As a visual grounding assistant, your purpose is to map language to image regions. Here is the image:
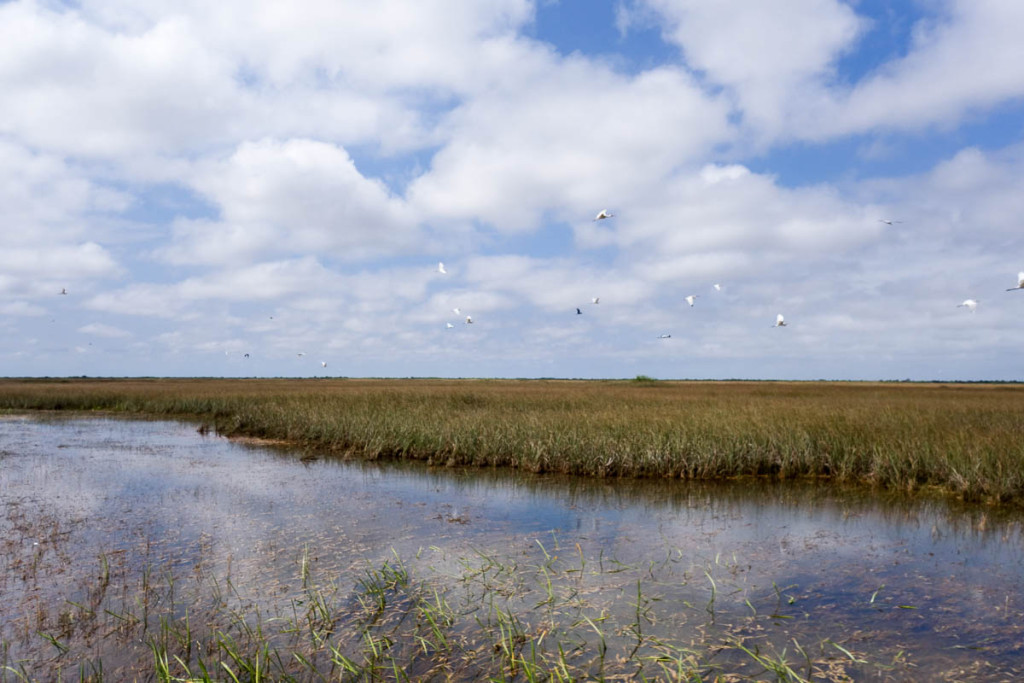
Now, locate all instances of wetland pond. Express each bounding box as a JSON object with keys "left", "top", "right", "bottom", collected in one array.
[{"left": 2, "top": 415, "right": 1023, "bottom": 681}]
